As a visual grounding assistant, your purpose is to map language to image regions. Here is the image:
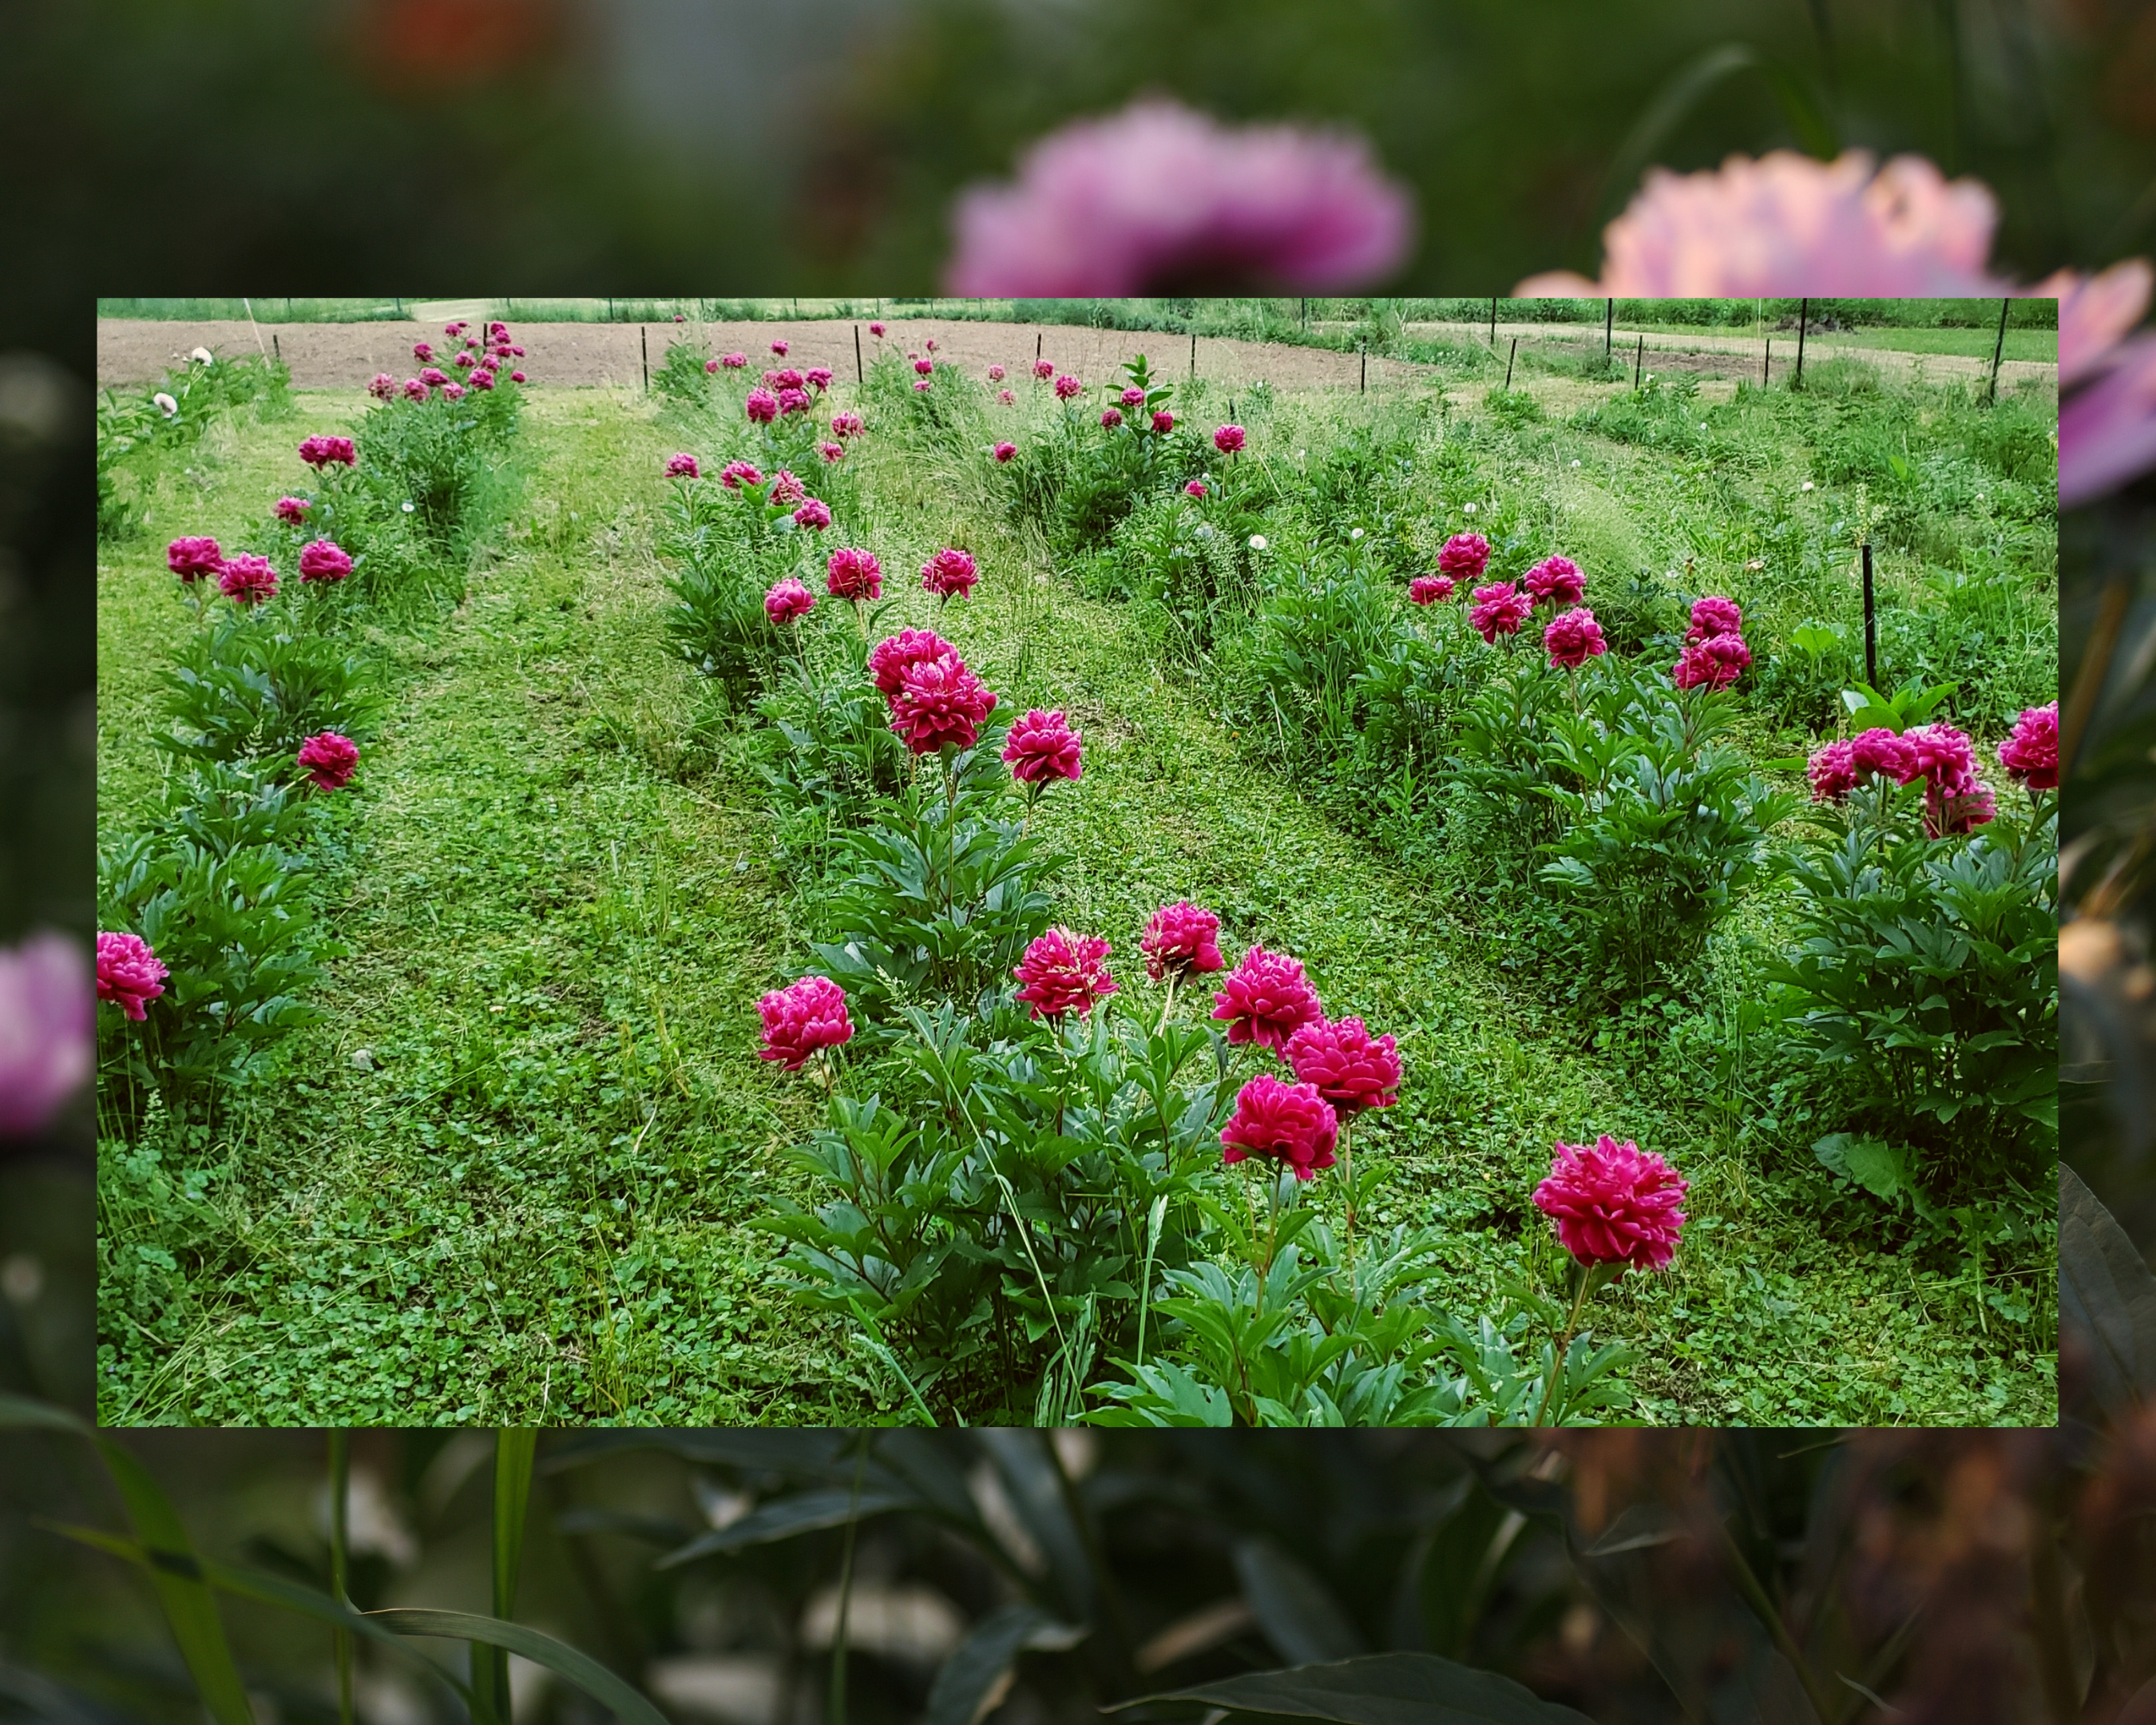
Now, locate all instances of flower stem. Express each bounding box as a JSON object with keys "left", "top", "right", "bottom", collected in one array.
[
  {"left": 1529, "top": 1264, "right": 1598, "bottom": 1428},
  {"left": 1155, "top": 970, "right": 1181, "bottom": 1039}
]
